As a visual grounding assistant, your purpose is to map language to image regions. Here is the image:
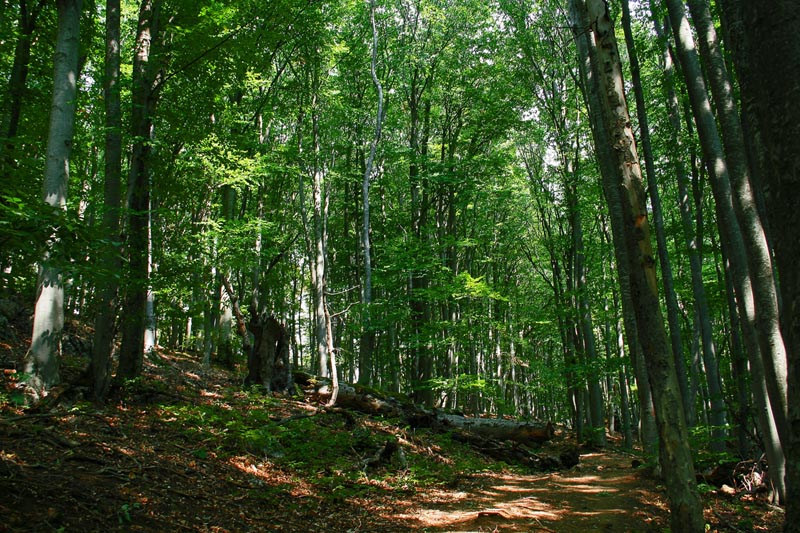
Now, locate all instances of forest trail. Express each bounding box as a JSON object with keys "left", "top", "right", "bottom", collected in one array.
[{"left": 403, "top": 451, "right": 668, "bottom": 532}]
